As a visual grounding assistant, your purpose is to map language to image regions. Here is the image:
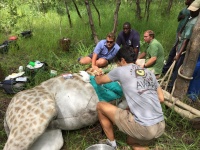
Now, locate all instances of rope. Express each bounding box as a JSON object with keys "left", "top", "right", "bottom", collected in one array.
[
  {"left": 171, "top": 79, "right": 176, "bottom": 97},
  {"left": 170, "top": 89, "right": 178, "bottom": 107},
  {"left": 160, "top": 61, "right": 193, "bottom": 92},
  {"left": 178, "top": 65, "right": 193, "bottom": 80},
  {"left": 160, "top": 61, "right": 176, "bottom": 90},
  {"left": 170, "top": 64, "right": 193, "bottom": 97}
]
